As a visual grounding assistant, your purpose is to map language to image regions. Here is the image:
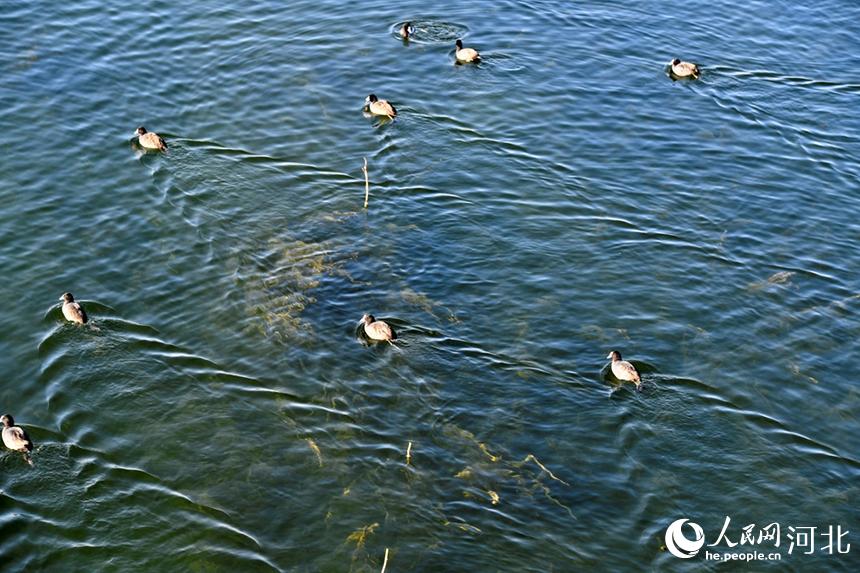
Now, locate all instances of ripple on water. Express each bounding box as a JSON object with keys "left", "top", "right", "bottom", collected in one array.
[
  {"left": 390, "top": 20, "right": 469, "bottom": 44},
  {"left": 457, "top": 51, "right": 524, "bottom": 73}
]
